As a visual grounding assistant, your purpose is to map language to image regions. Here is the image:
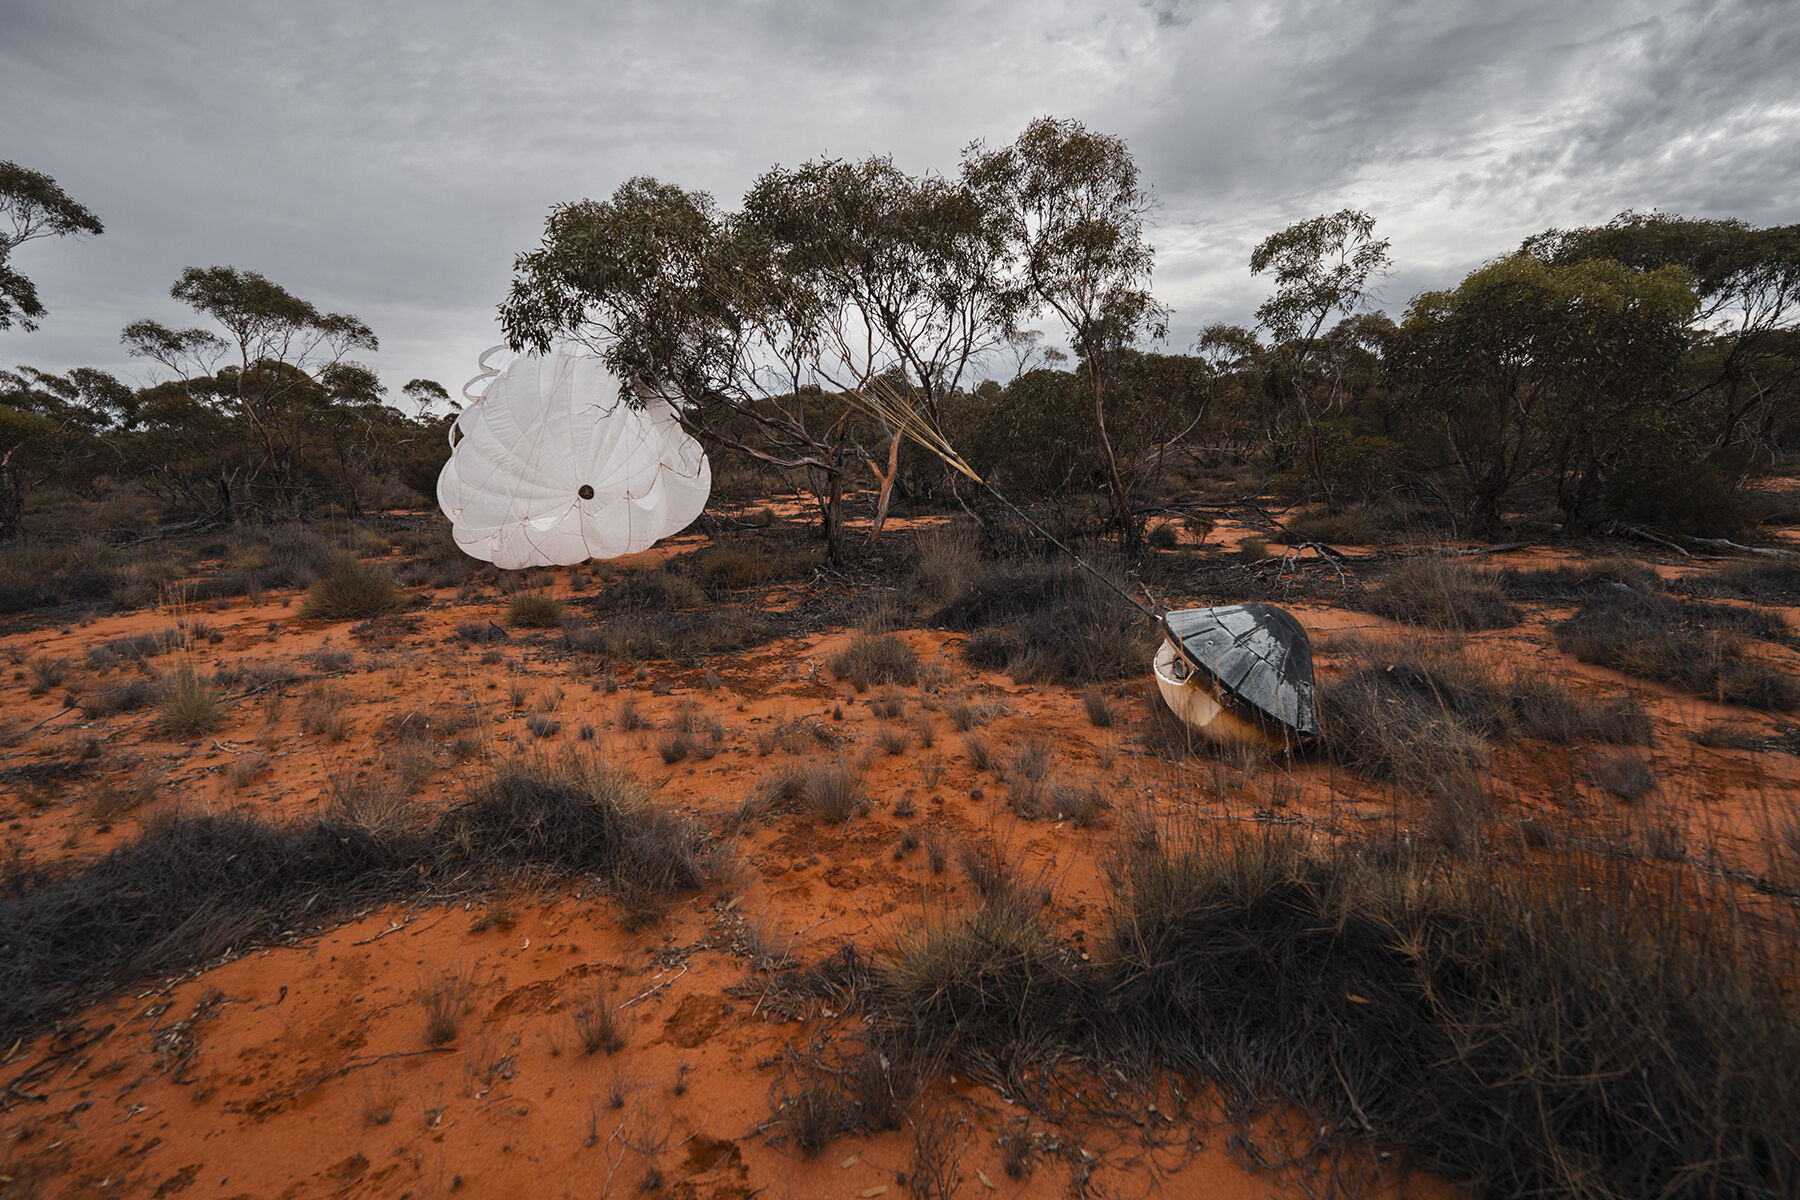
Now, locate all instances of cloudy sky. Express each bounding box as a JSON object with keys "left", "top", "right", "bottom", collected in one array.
[{"left": 3, "top": 0, "right": 1795, "bottom": 407}]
